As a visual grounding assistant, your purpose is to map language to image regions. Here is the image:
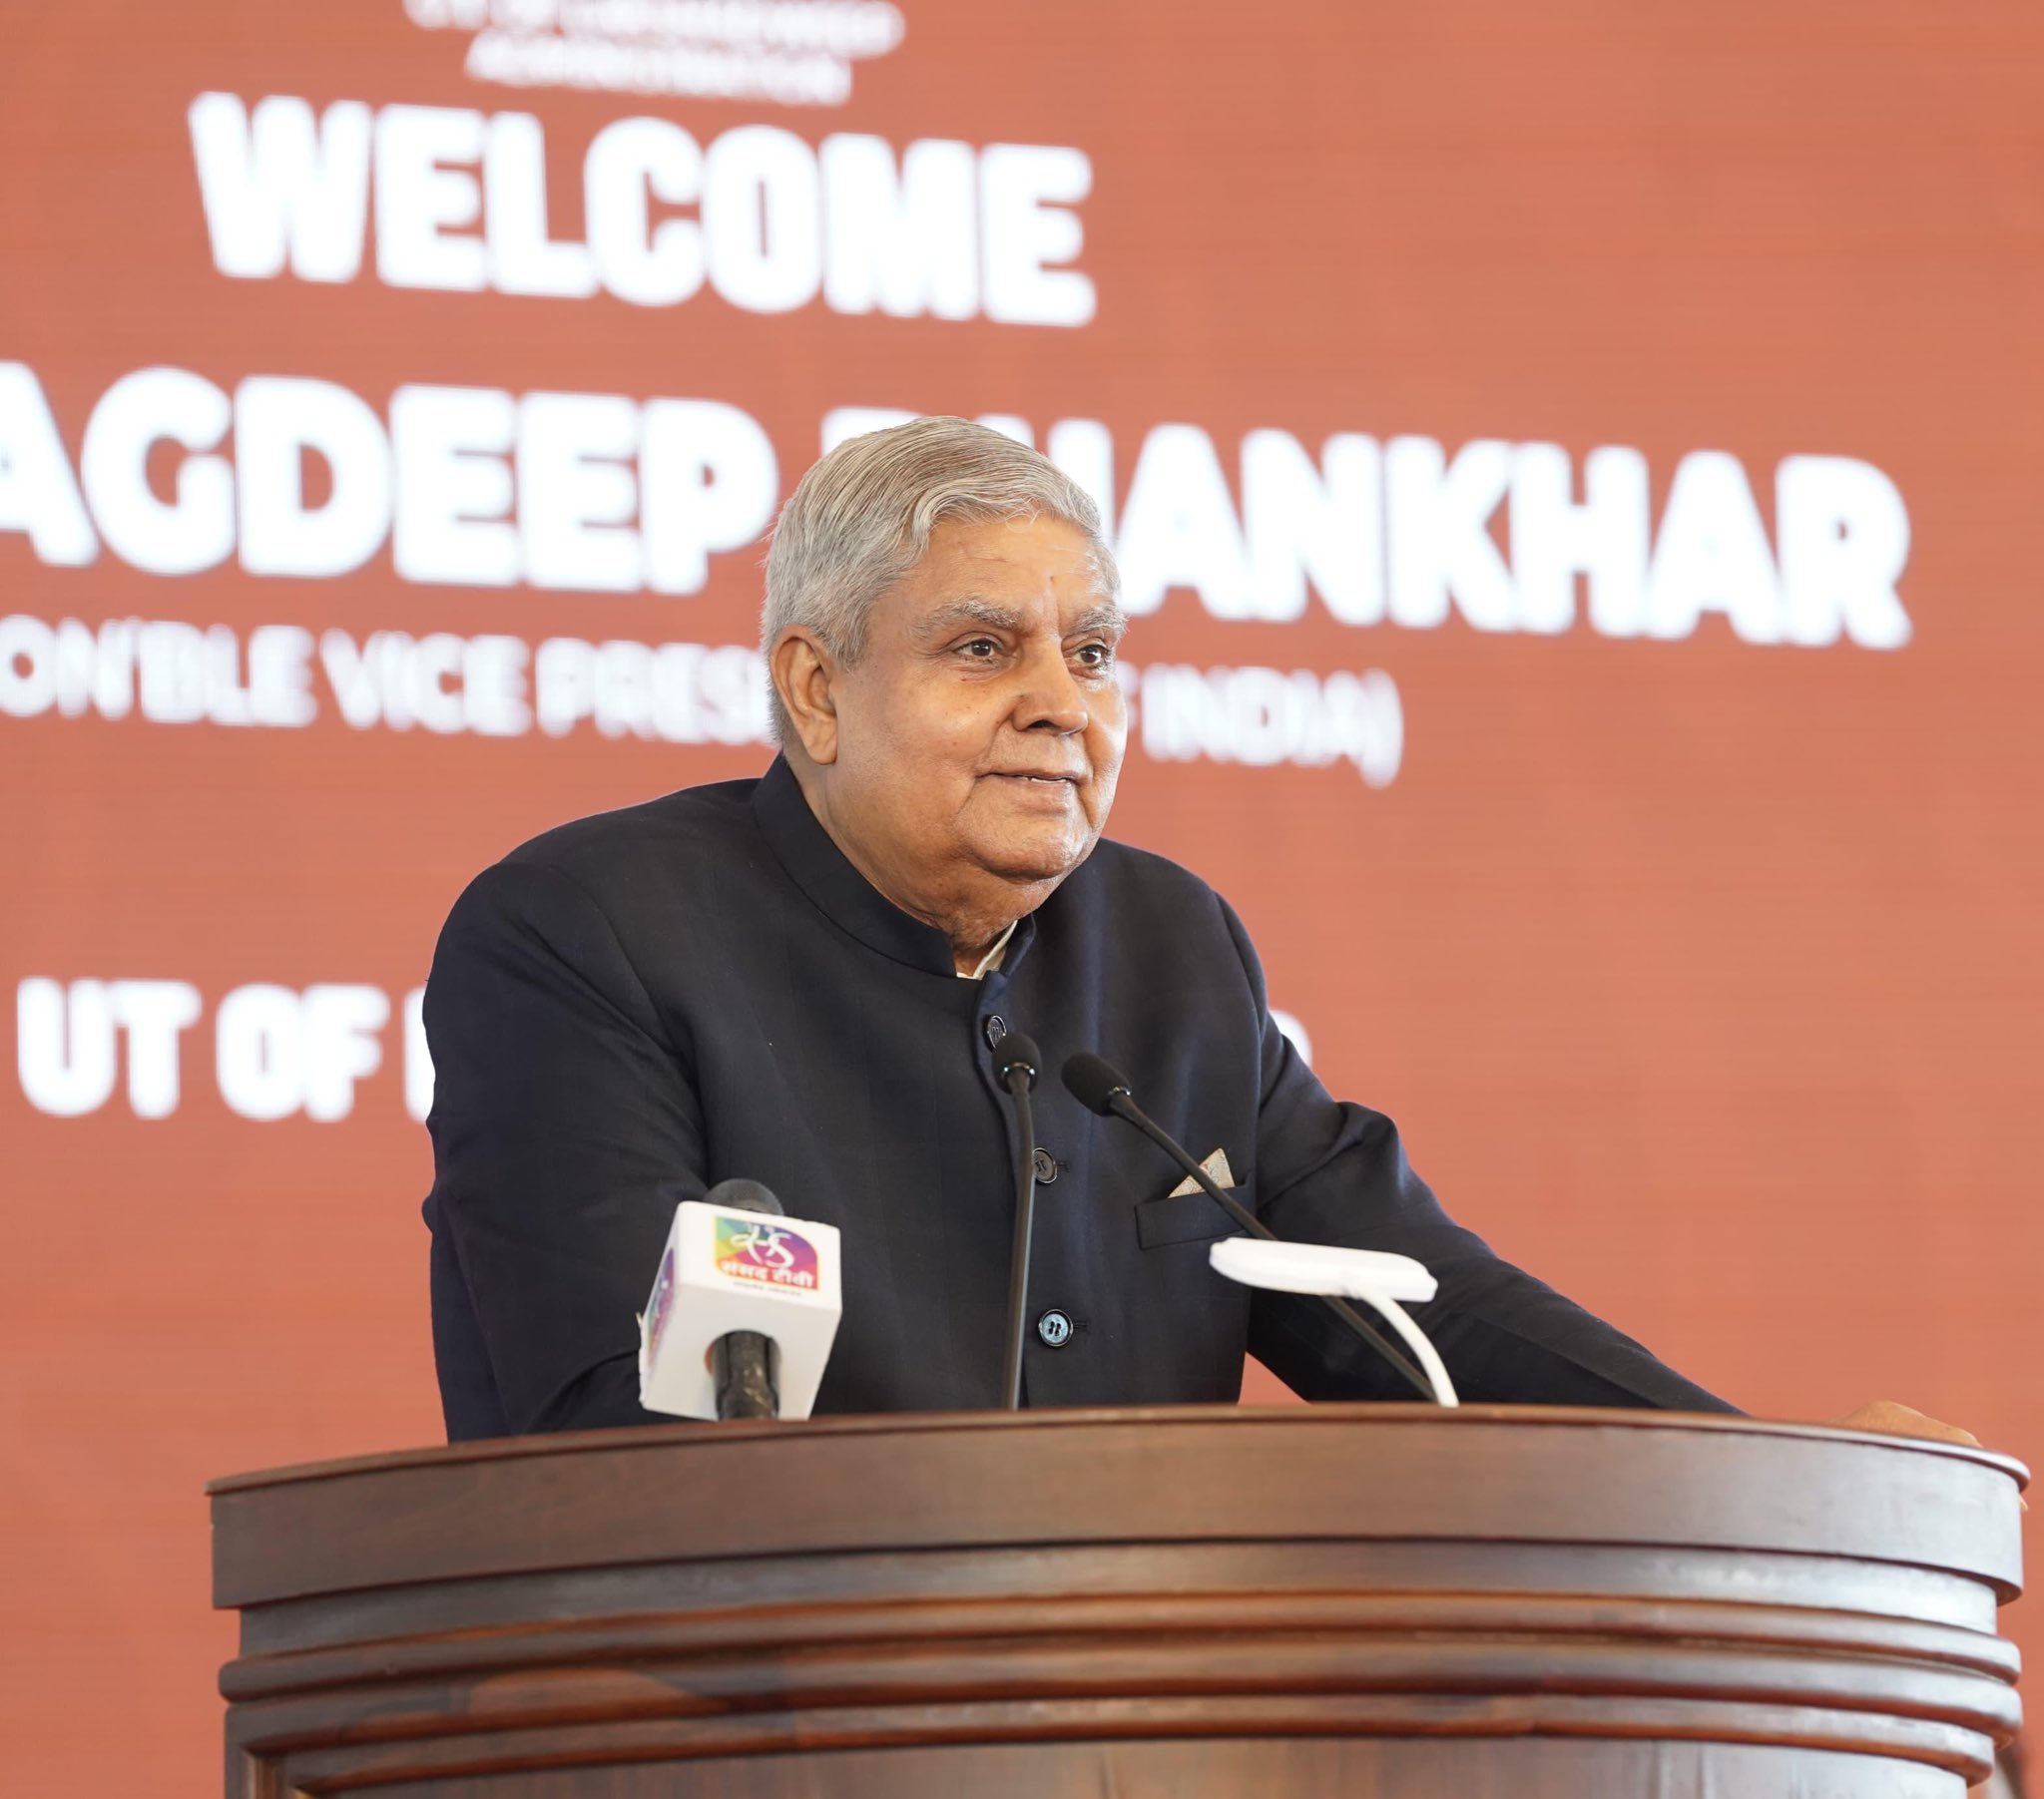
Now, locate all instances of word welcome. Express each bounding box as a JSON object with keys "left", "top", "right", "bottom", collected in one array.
[{"left": 190, "top": 93, "right": 1094, "bottom": 324}]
